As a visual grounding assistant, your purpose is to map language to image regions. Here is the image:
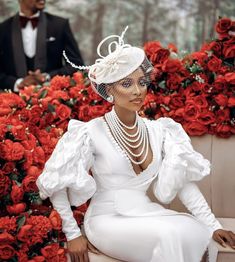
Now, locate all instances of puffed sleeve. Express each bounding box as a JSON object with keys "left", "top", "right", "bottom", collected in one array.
[
  {"left": 153, "top": 117, "right": 211, "bottom": 204},
  {"left": 36, "top": 119, "right": 97, "bottom": 207}
]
